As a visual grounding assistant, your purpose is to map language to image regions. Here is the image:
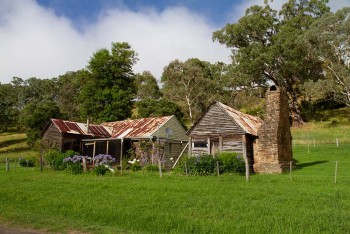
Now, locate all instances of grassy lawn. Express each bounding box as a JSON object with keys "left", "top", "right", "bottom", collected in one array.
[{"left": 1, "top": 122, "right": 350, "bottom": 233}]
